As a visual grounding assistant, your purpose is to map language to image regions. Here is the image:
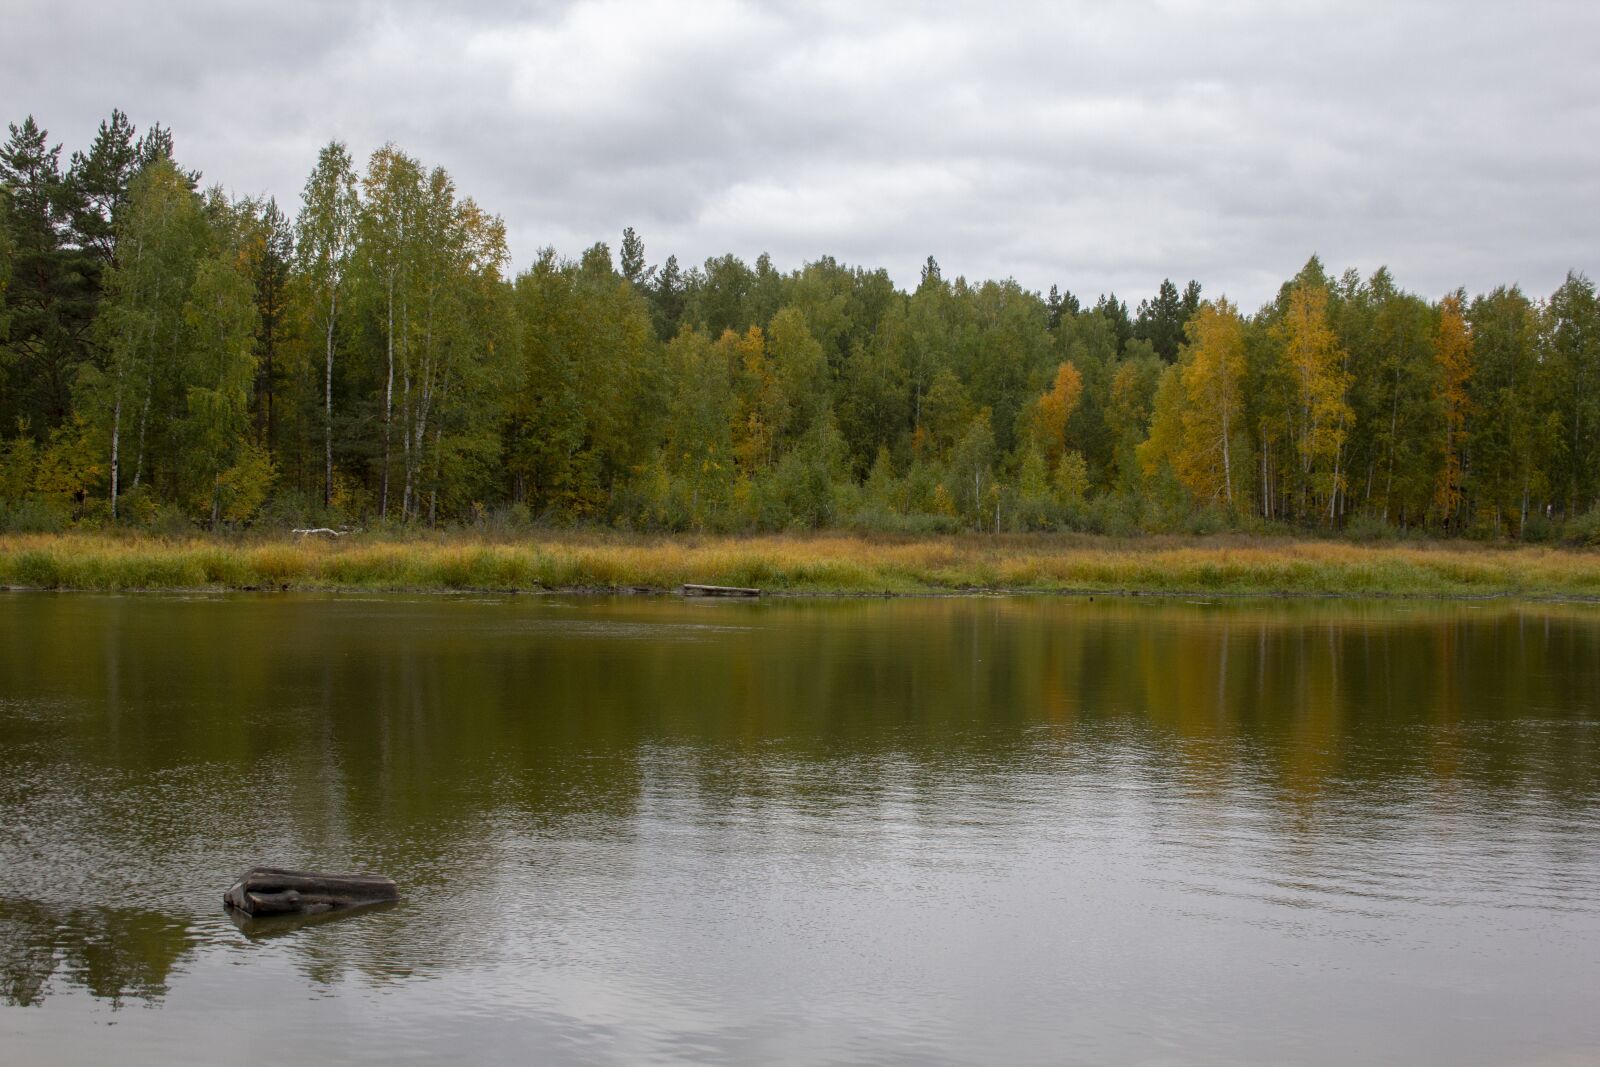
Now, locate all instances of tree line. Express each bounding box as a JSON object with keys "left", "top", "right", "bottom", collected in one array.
[{"left": 3, "top": 111, "right": 1598, "bottom": 539}]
